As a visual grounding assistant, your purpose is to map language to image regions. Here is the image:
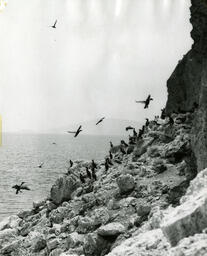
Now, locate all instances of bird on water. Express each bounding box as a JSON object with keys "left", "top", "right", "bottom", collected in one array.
[{"left": 51, "top": 20, "right": 57, "bottom": 29}]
